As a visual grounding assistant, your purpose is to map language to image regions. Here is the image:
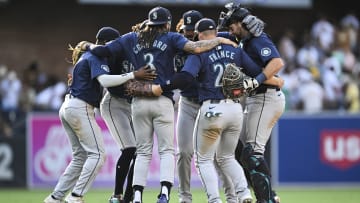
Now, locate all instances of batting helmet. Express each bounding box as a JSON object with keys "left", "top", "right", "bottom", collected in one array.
[
  {"left": 147, "top": 6, "right": 172, "bottom": 26},
  {"left": 180, "top": 10, "right": 203, "bottom": 31}
]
